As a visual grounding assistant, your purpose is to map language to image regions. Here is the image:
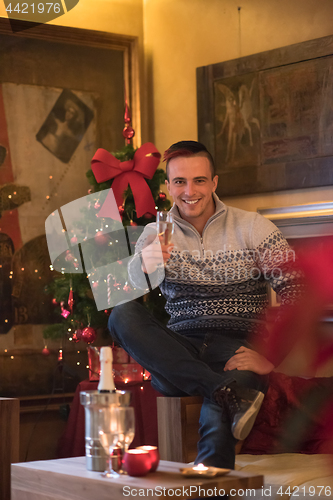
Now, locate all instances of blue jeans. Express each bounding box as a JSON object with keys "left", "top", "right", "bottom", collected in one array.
[{"left": 108, "top": 301, "right": 268, "bottom": 469}]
